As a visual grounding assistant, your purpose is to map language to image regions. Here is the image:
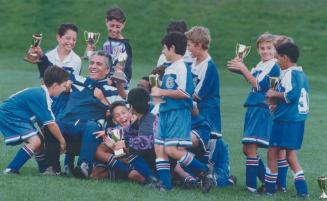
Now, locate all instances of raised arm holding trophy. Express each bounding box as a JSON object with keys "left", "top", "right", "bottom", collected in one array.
[
  {"left": 24, "top": 33, "right": 42, "bottom": 64},
  {"left": 227, "top": 43, "right": 251, "bottom": 74},
  {"left": 84, "top": 31, "right": 100, "bottom": 59}
]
